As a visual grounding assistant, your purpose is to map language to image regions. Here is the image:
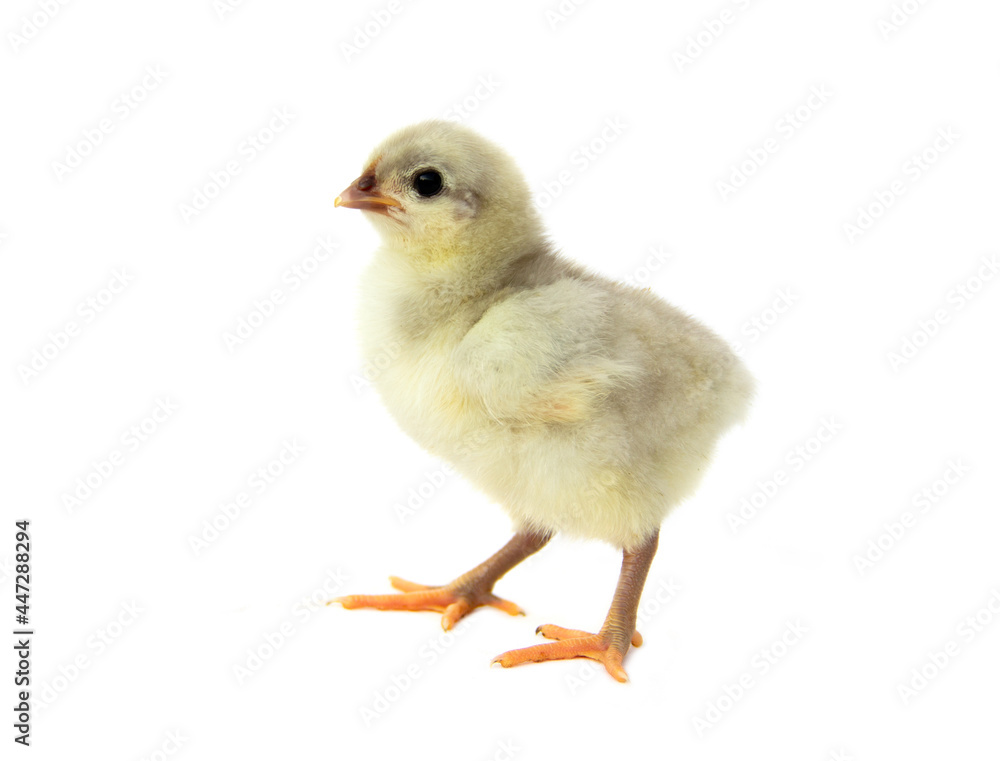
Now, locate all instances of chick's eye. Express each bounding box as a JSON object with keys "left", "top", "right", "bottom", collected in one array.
[{"left": 413, "top": 170, "right": 443, "bottom": 197}]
